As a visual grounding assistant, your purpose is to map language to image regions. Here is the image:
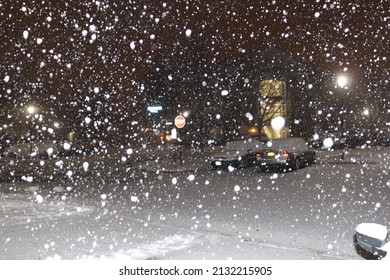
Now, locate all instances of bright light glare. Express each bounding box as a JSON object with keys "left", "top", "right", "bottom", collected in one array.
[
  {"left": 63, "top": 142, "right": 71, "bottom": 150},
  {"left": 27, "top": 105, "right": 36, "bottom": 114},
  {"left": 271, "top": 116, "right": 285, "bottom": 130},
  {"left": 337, "top": 76, "right": 348, "bottom": 88},
  {"left": 323, "top": 138, "right": 334, "bottom": 148}
]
